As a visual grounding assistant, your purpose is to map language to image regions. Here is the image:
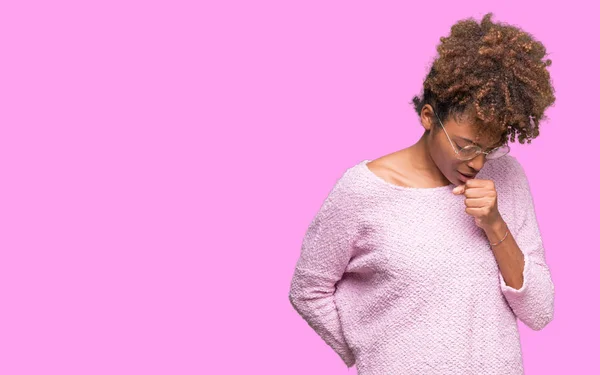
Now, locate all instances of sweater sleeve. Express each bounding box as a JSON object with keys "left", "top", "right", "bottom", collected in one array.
[
  {"left": 498, "top": 158, "right": 555, "bottom": 331},
  {"left": 288, "top": 171, "right": 358, "bottom": 368}
]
